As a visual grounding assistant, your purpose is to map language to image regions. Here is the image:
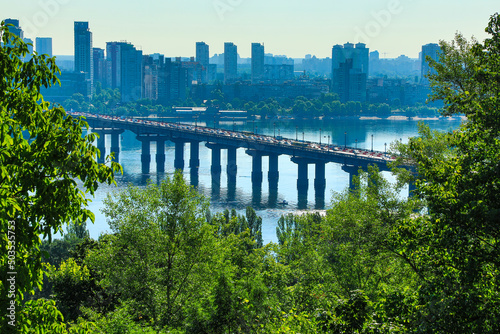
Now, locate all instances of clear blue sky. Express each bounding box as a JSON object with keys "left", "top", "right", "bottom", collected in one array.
[{"left": 3, "top": 0, "right": 497, "bottom": 58}]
